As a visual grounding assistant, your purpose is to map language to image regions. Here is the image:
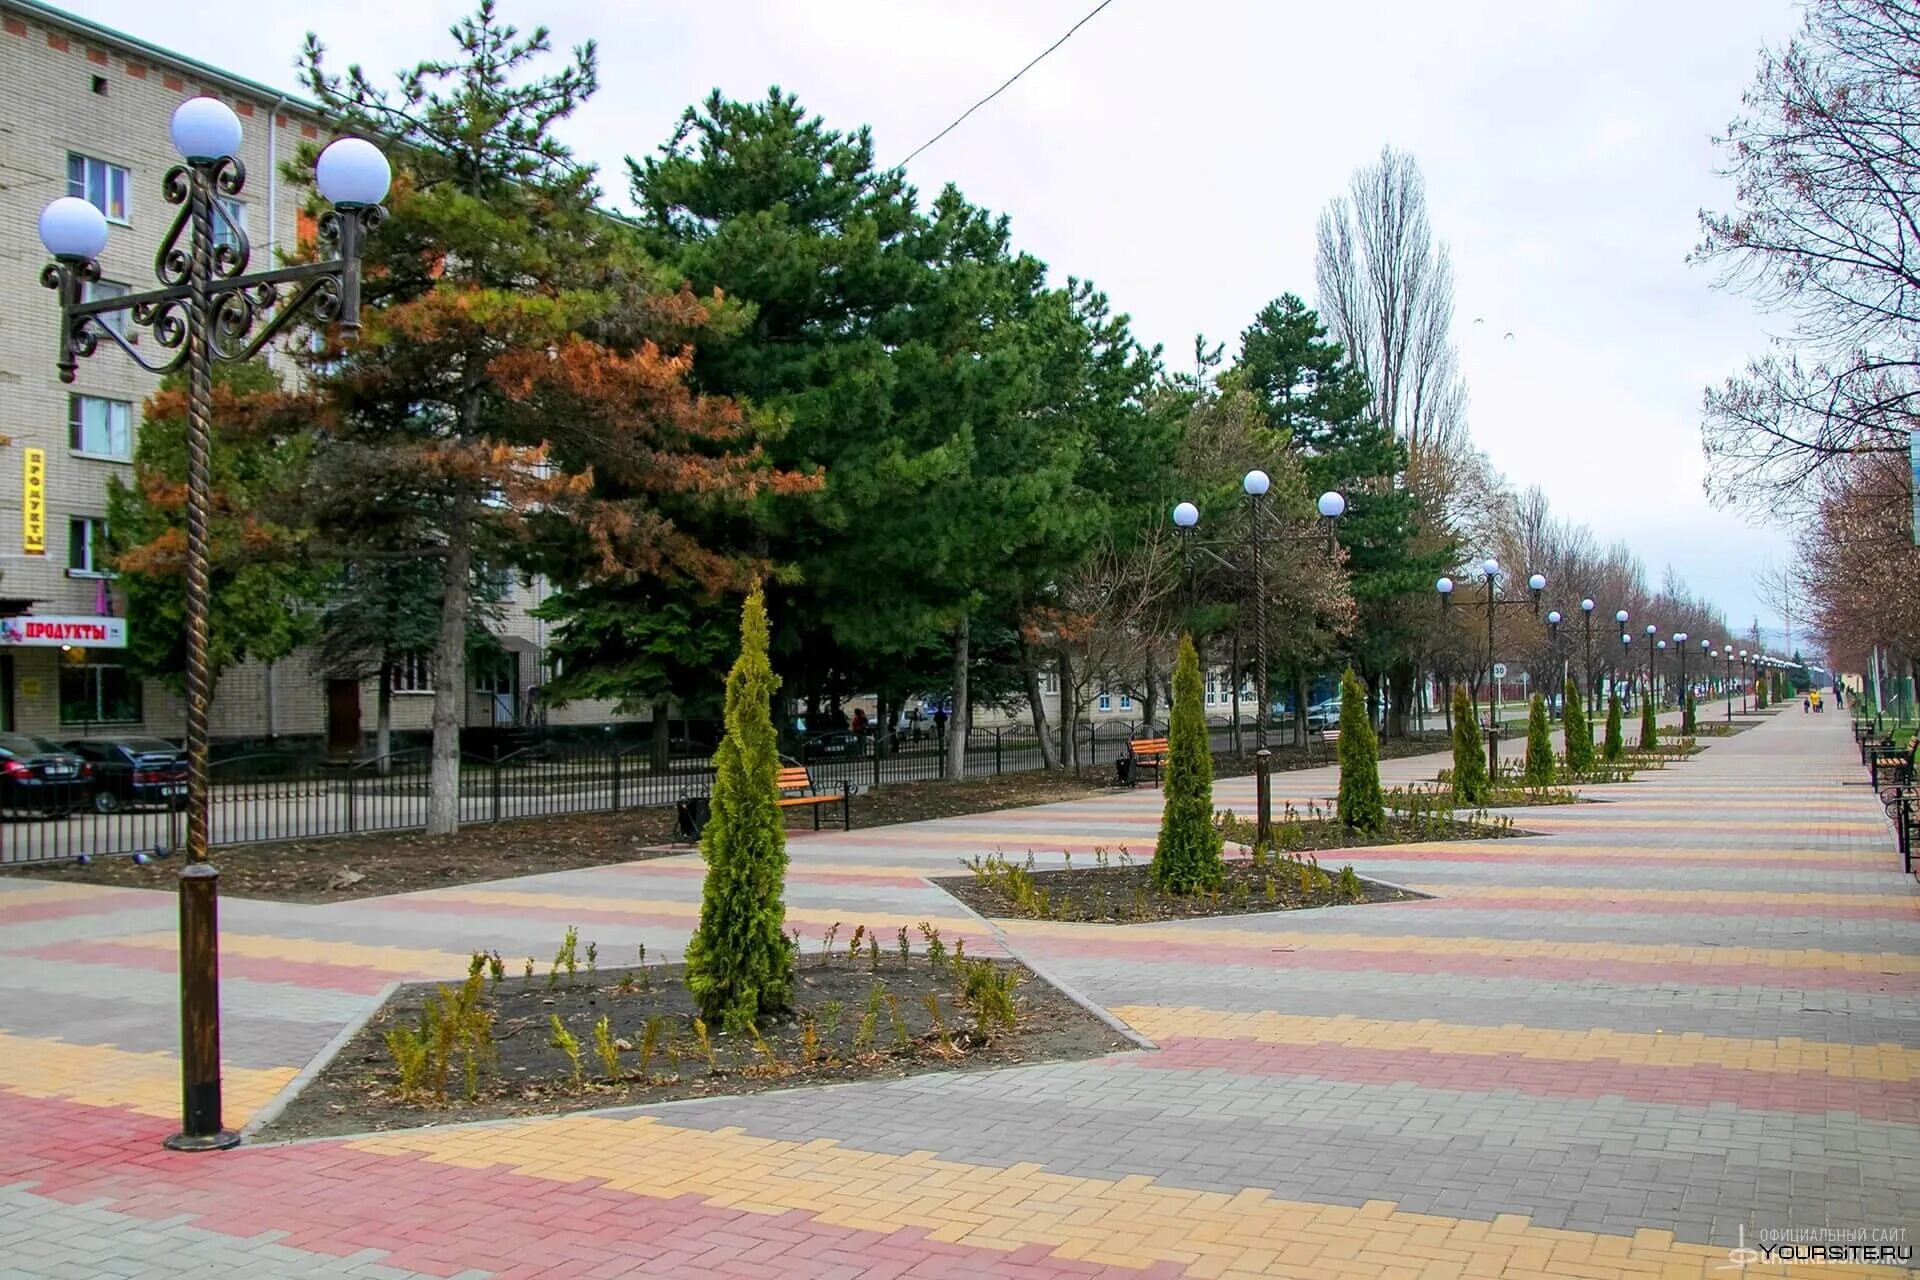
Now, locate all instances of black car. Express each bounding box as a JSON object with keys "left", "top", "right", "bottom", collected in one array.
[
  {"left": 0, "top": 733, "right": 93, "bottom": 817},
  {"left": 61, "top": 736, "right": 187, "bottom": 814}
]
